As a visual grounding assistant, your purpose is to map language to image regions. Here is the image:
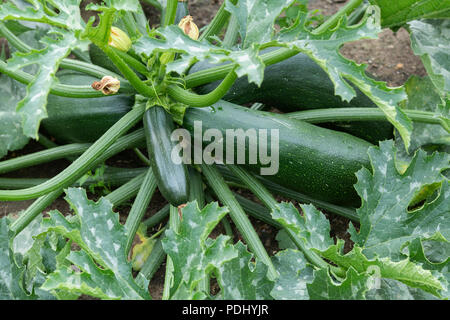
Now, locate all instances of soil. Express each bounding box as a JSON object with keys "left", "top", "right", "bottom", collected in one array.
[{"left": 0, "top": 0, "right": 427, "bottom": 300}]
